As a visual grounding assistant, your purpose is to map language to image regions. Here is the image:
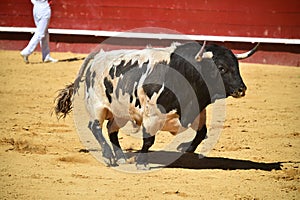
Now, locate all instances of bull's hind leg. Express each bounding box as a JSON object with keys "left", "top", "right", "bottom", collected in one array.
[
  {"left": 107, "top": 119, "right": 126, "bottom": 165},
  {"left": 88, "top": 120, "right": 116, "bottom": 166},
  {"left": 108, "top": 132, "right": 126, "bottom": 164},
  {"left": 136, "top": 127, "right": 155, "bottom": 170}
]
